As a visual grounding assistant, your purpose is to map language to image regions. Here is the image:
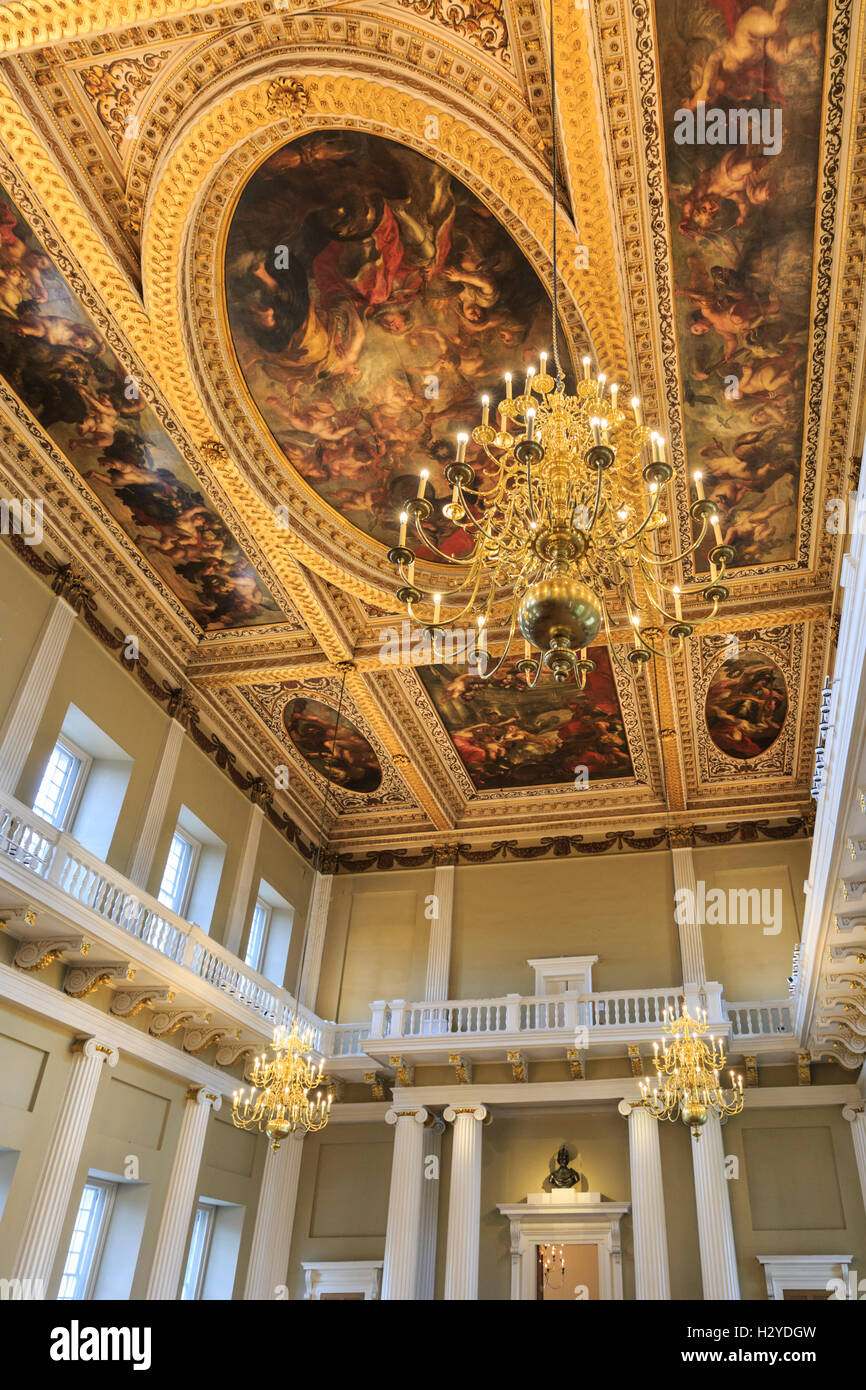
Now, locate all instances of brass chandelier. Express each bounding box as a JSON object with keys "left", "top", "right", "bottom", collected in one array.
[
  {"left": 388, "top": 6, "right": 732, "bottom": 687},
  {"left": 390, "top": 367, "right": 731, "bottom": 685},
  {"left": 639, "top": 1003, "right": 744, "bottom": 1140},
  {"left": 231, "top": 670, "right": 351, "bottom": 1151},
  {"left": 231, "top": 1015, "right": 332, "bottom": 1151}
]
